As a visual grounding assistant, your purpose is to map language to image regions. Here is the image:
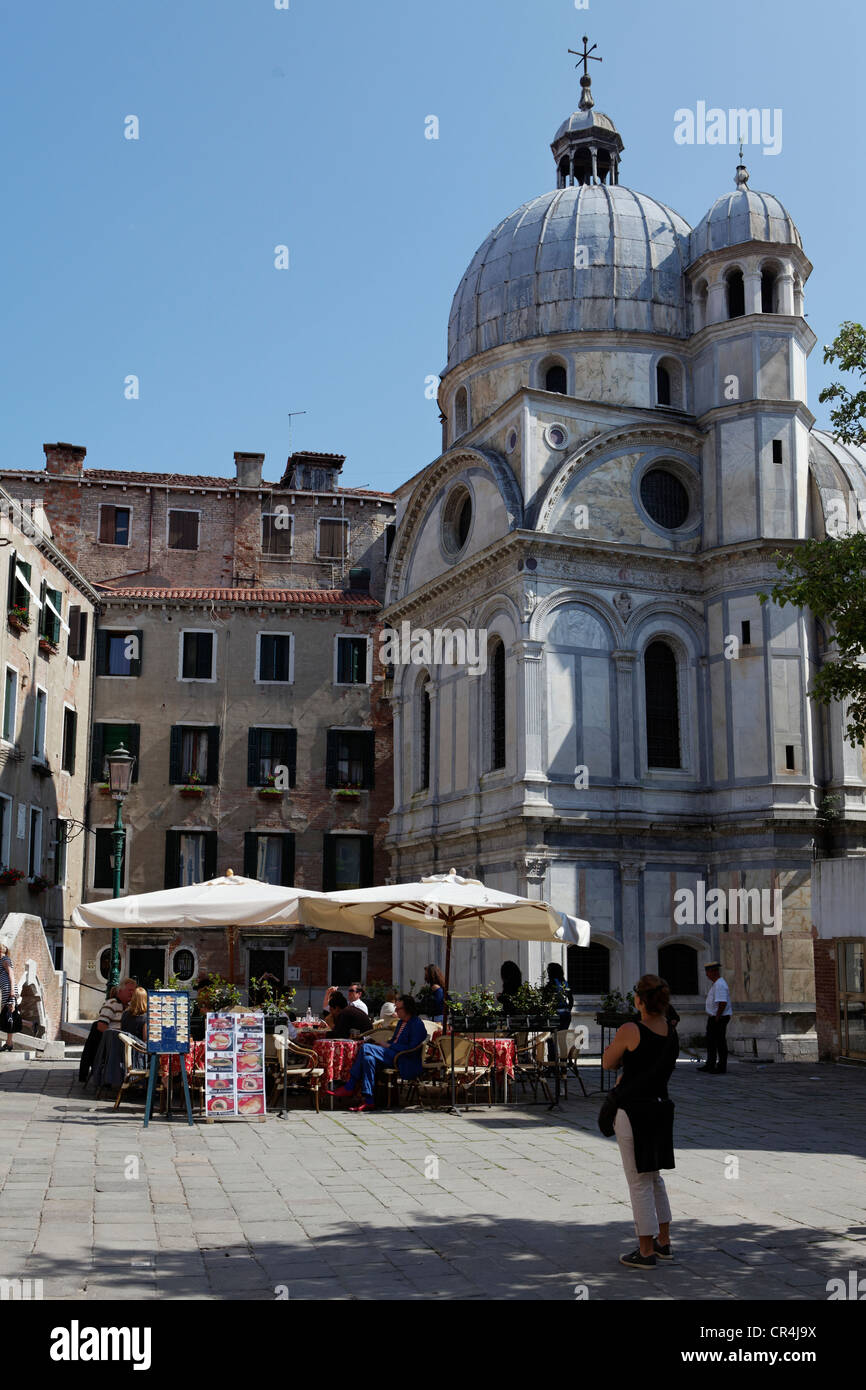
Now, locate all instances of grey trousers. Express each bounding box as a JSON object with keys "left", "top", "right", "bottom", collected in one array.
[{"left": 614, "top": 1107, "right": 672, "bottom": 1238}]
